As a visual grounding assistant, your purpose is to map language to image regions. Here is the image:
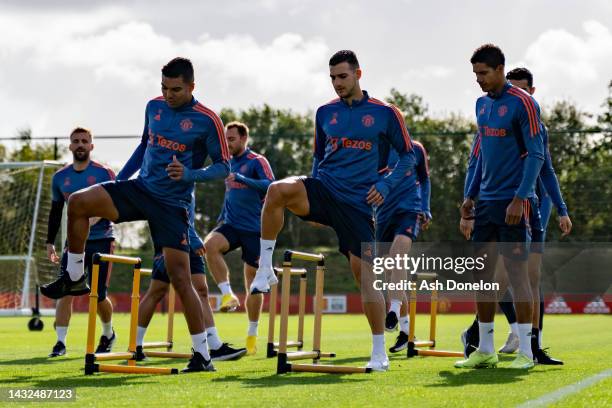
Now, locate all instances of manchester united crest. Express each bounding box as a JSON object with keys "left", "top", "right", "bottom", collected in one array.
[
  {"left": 498, "top": 105, "right": 508, "bottom": 117},
  {"left": 362, "top": 114, "right": 375, "bottom": 127},
  {"left": 180, "top": 118, "right": 193, "bottom": 131}
]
